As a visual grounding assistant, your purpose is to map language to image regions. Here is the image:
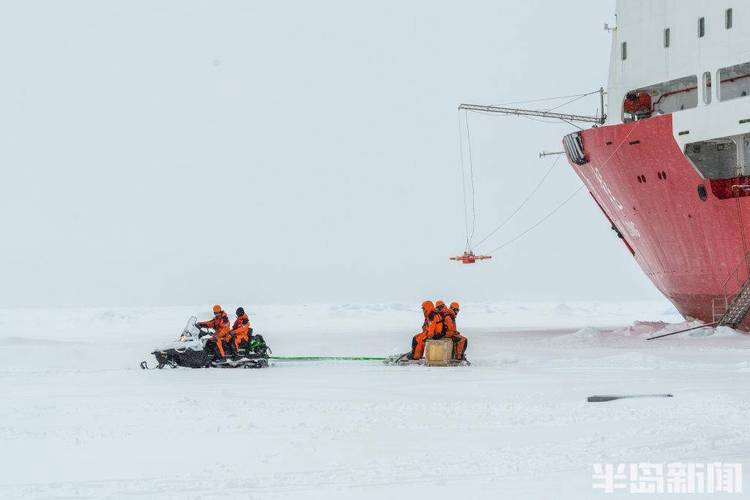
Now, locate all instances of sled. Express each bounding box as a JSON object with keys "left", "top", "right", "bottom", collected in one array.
[{"left": 383, "top": 338, "right": 471, "bottom": 367}]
